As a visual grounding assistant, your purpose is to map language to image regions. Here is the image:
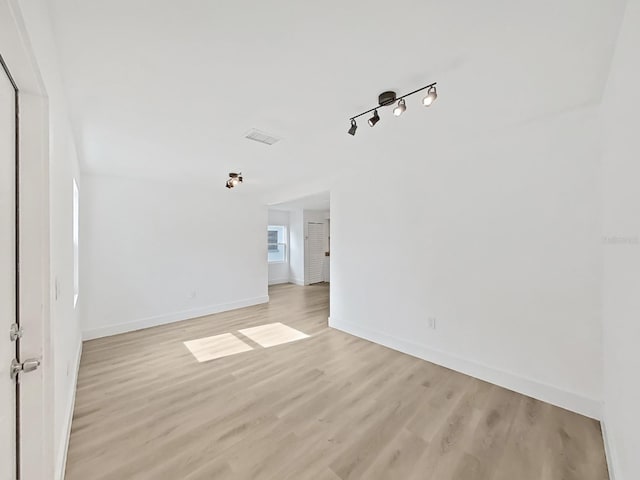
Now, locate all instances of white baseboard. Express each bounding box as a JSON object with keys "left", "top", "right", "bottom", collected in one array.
[
  {"left": 290, "top": 277, "right": 305, "bottom": 286},
  {"left": 601, "top": 415, "right": 618, "bottom": 480},
  {"left": 57, "top": 339, "right": 82, "bottom": 480},
  {"left": 330, "top": 318, "right": 602, "bottom": 420},
  {"left": 268, "top": 277, "right": 290, "bottom": 286},
  {"left": 83, "top": 295, "right": 270, "bottom": 340}
]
